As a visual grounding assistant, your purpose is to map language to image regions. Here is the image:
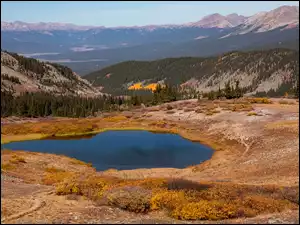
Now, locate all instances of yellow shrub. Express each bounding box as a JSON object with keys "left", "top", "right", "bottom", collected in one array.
[
  {"left": 71, "top": 158, "right": 93, "bottom": 167},
  {"left": 247, "top": 112, "right": 258, "bottom": 116},
  {"left": 240, "top": 195, "right": 295, "bottom": 214},
  {"left": 102, "top": 115, "right": 127, "bottom": 122},
  {"left": 42, "top": 171, "right": 75, "bottom": 185},
  {"left": 56, "top": 175, "right": 120, "bottom": 200},
  {"left": 1, "top": 163, "right": 16, "bottom": 171},
  {"left": 45, "top": 166, "right": 65, "bottom": 173},
  {"left": 248, "top": 98, "right": 272, "bottom": 104},
  {"left": 144, "top": 83, "right": 159, "bottom": 91},
  {"left": 150, "top": 190, "right": 187, "bottom": 210},
  {"left": 171, "top": 200, "right": 237, "bottom": 220},
  {"left": 128, "top": 82, "right": 143, "bottom": 90}
]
